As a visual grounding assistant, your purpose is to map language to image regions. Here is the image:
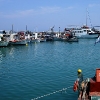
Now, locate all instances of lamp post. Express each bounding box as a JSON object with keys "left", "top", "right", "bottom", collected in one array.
[
  {"left": 26, "top": 25, "right": 27, "bottom": 32},
  {"left": 59, "top": 27, "right": 60, "bottom": 34},
  {"left": 12, "top": 24, "right": 13, "bottom": 34}
]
